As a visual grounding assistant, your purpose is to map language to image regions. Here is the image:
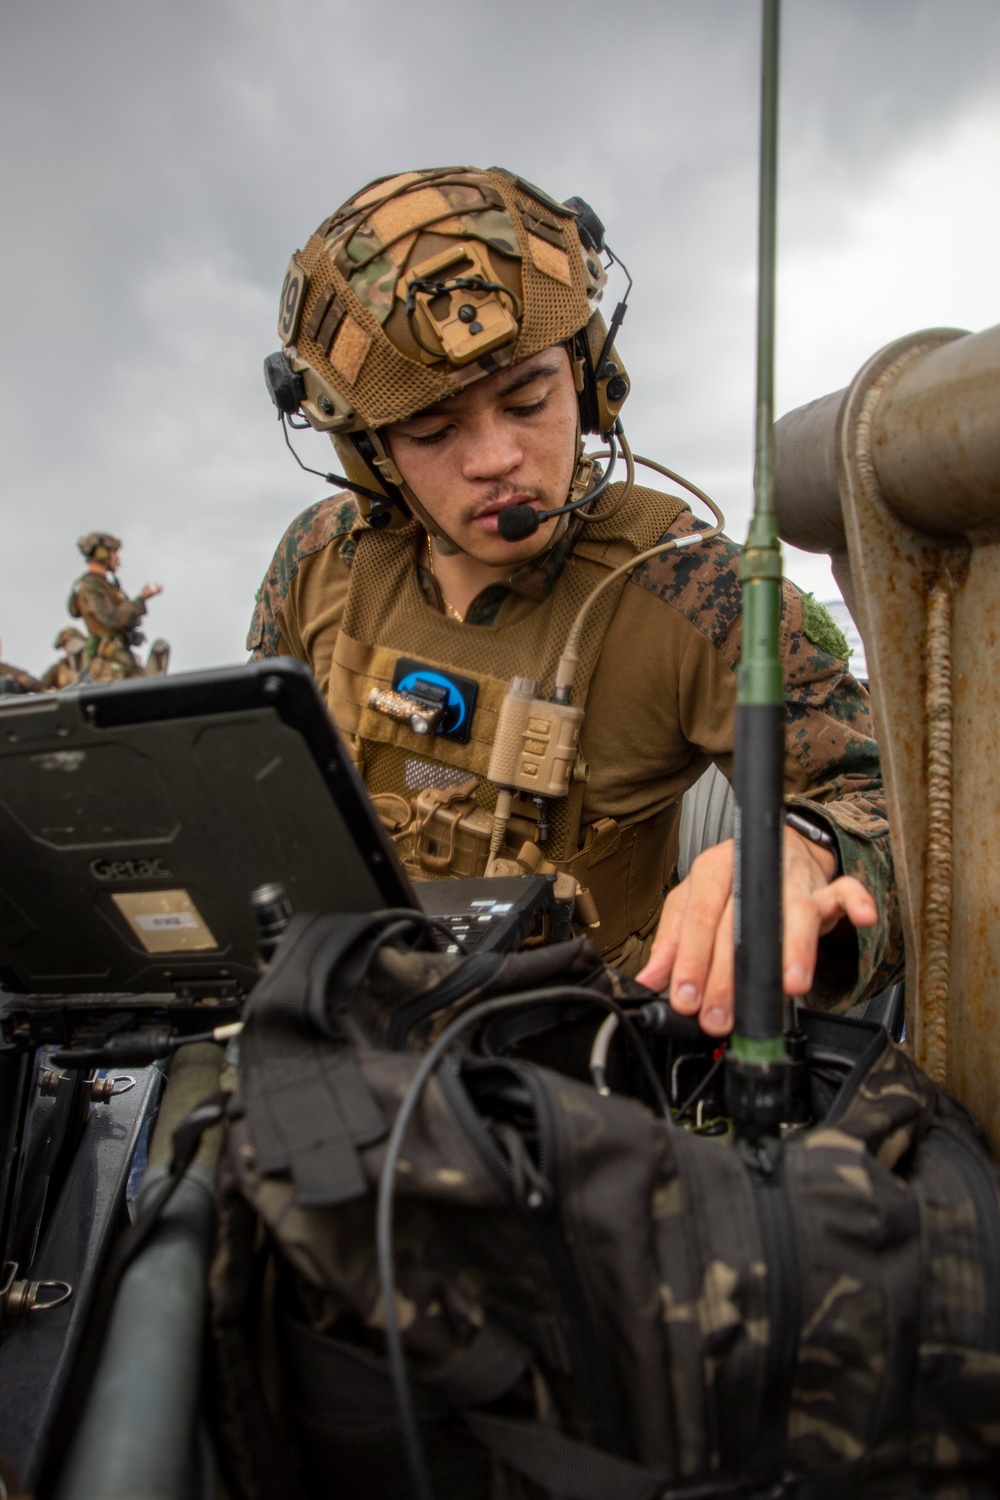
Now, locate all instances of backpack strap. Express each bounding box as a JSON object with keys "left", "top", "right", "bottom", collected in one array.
[
  {"left": 465, "top": 1412, "right": 777, "bottom": 1500},
  {"left": 240, "top": 913, "right": 398, "bottom": 1207}
]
